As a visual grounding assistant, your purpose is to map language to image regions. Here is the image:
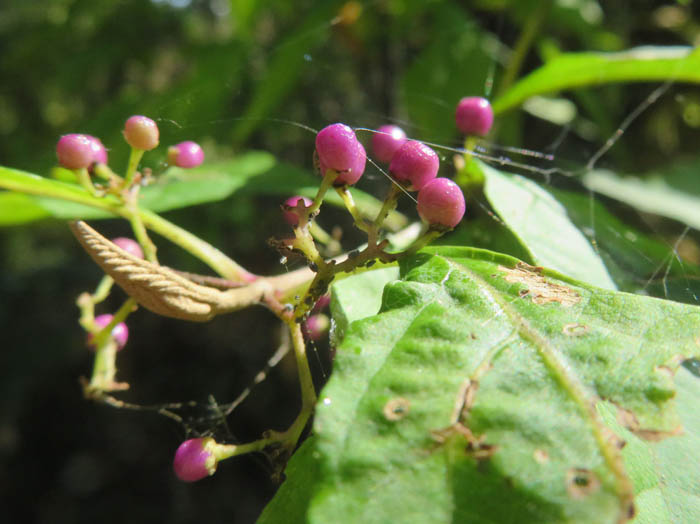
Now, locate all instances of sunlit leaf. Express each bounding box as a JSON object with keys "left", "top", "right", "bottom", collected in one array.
[
  {"left": 494, "top": 47, "right": 700, "bottom": 114},
  {"left": 261, "top": 246, "right": 700, "bottom": 523}
]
